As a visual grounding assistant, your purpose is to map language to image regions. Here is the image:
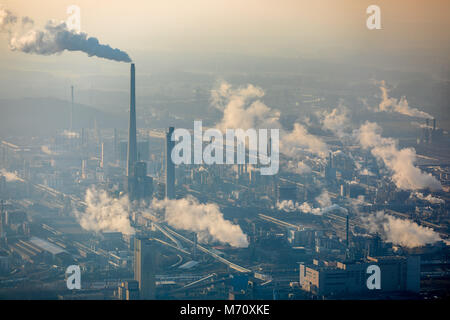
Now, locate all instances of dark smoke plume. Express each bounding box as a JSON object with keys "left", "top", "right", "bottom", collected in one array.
[{"left": 1, "top": 7, "right": 131, "bottom": 62}]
